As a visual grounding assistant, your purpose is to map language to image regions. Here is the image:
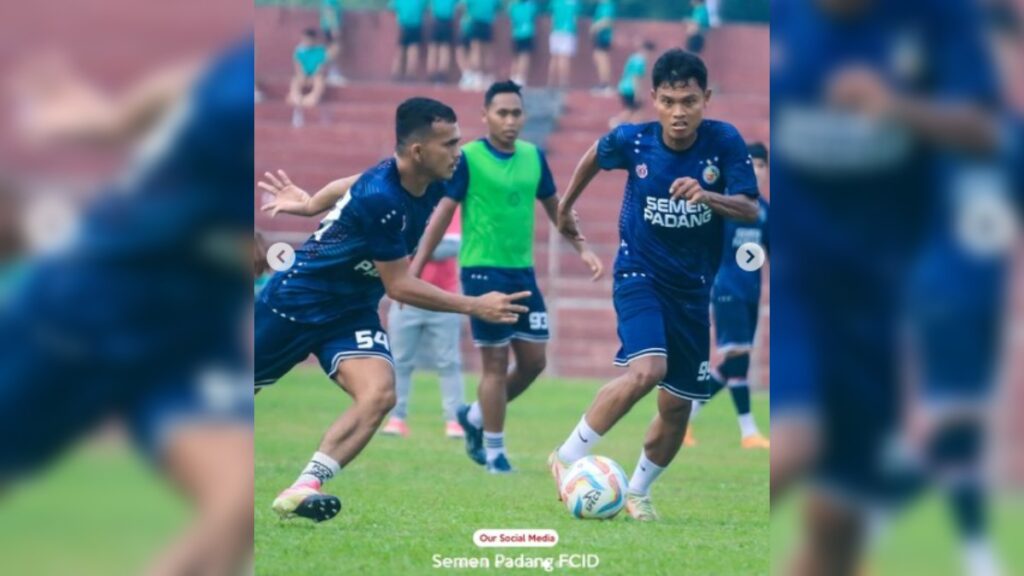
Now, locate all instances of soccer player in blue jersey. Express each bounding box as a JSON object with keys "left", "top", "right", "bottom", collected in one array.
[
  {"left": 254, "top": 97, "right": 531, "bottom": 523},
  {"left": 687, "top": 141, "right": 770, "bottom": 450},
  {"left": 546, "top": 49, "right": 760, "bottom": 521},
  {"left": 1, "top": 39, "right": 254, "bottom": 574}
]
